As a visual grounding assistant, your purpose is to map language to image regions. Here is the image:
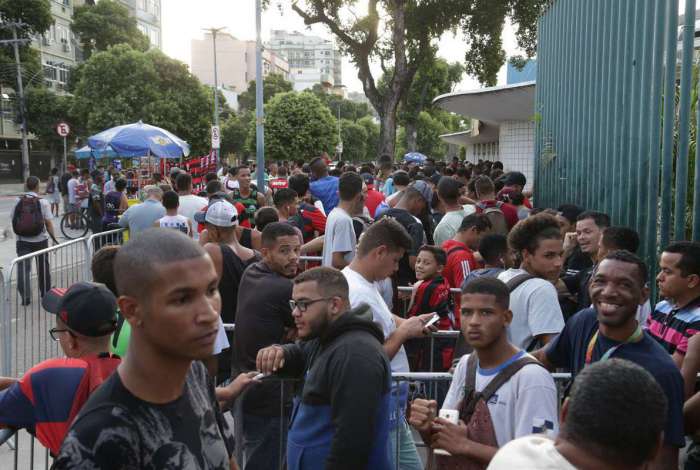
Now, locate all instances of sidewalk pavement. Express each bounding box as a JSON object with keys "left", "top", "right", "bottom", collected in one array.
[{"left": 0, "top": 183, "right": 26, "bottom": 198}]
